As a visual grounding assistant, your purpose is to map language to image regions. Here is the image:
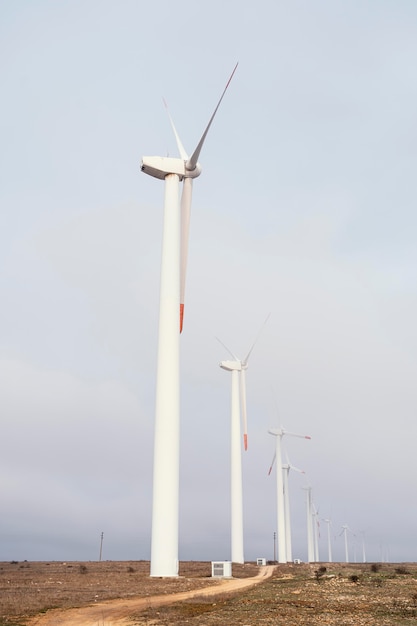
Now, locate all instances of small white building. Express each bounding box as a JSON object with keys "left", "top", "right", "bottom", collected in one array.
[
  {"left": 256, "top": 557, "right": 266, "bottom": 566},
  {"left": 211, "top": 561, "right": 232, "bottom": 578}
]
